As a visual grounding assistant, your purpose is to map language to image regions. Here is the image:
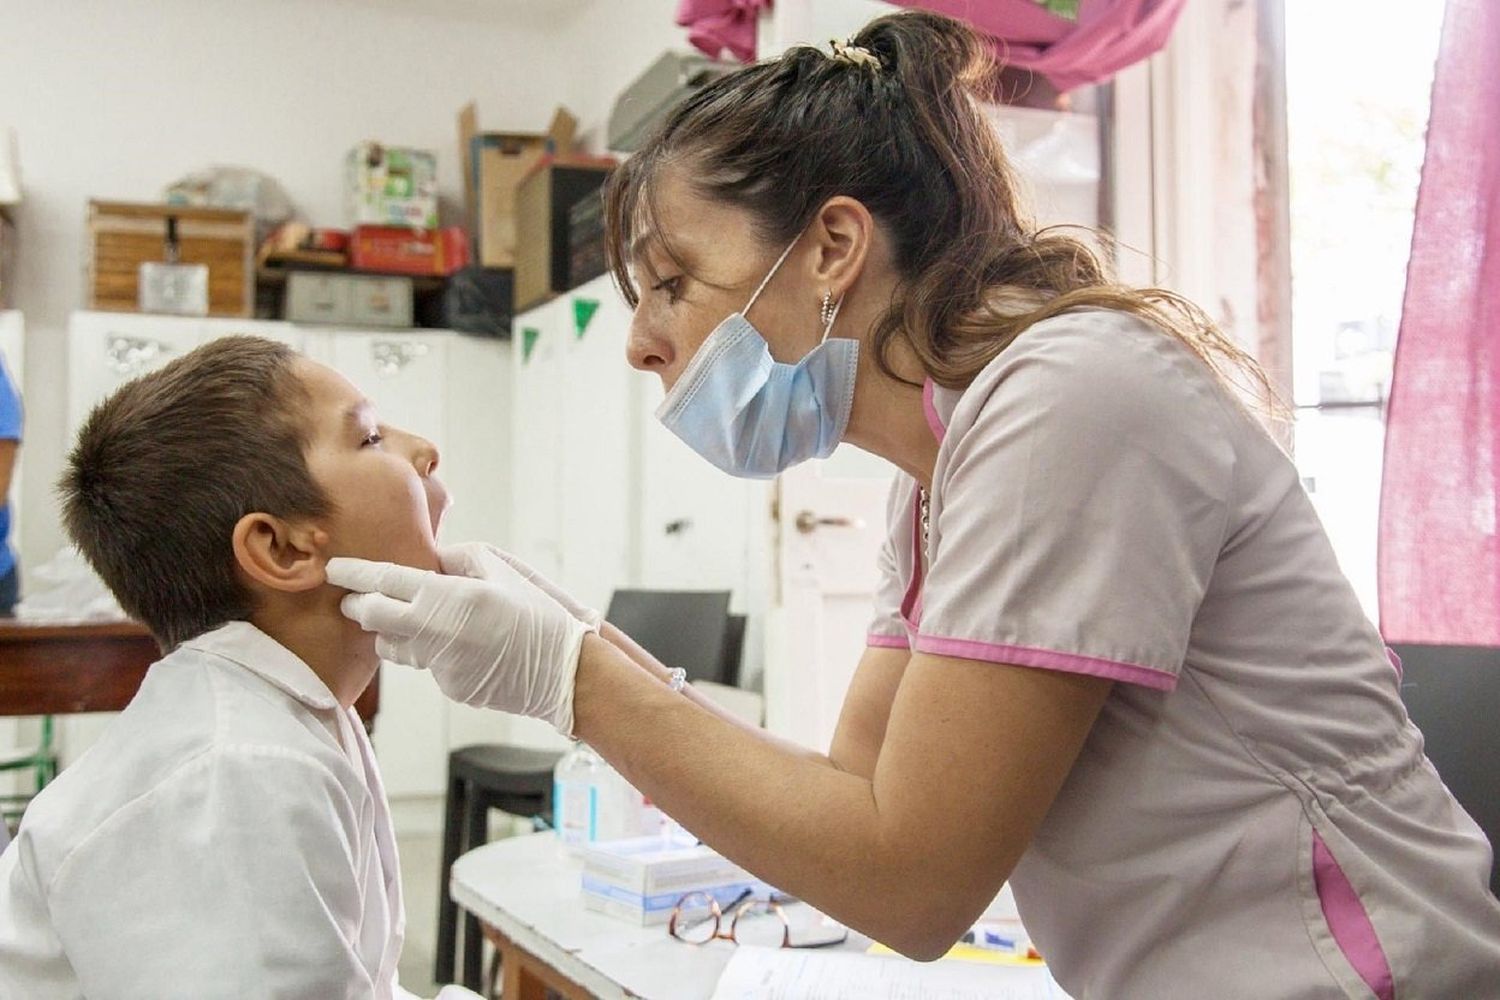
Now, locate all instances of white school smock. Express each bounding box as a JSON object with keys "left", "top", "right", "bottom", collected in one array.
[
  {"left": 867, "top": 310, "right": 1500, "bottom": 999},
  {"left": 0, "top": 621, "right": 412, "bottom": 999}
]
